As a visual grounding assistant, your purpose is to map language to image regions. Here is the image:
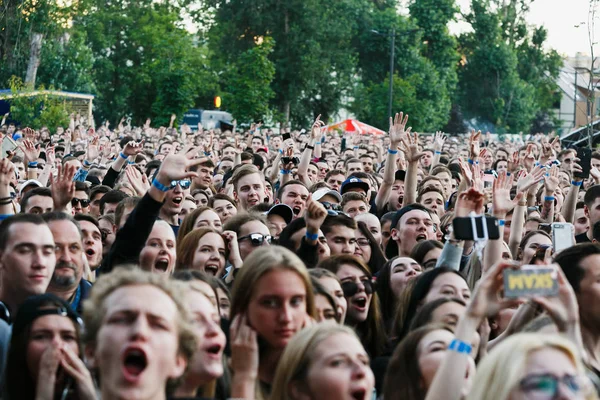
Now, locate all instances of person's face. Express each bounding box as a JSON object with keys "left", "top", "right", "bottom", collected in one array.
[
  {"left": 237, "top": 220, "right": 270, "bottom": 260},
  {"left": 325, "top": 225, "right": 356, "bottom": 256},
  {"left": 496, "top": 160, "right": 508, "bottom": 173},
  {"left": 191, "top": 232, "right": 226, "bottom": 277},
  {"left": 186, "top": 290, "right": 226, "bottom": 381},
  {"left": 79, "top": 220, "right": 103, "bottom": 269},
  {"left": 223, "top": 147, "right": 236, "bottom": 159},
  {"left": 88, "top": 285, "right": 186, "bottom": 400},
  {"left": 520, "top": 233, "right": 552, "bottom": 264},
  {"left": 247, "top": 269, "right": 308, "bottom": 349},
  {"left": 433, "top": 172, "right": 452, "bottom": 198},
  {"left": 220, "top": 160, "right": 234, "bottom": 173},
  {"left": 234, "top": 173, "right": 264, "bottom": 211},
  {"left": 13, "top": 161, "right": 25, "bottom": 178},
  {"left": 420, "top": 151, "right": 433, "bottom": 167},
  {"left": 388, "top": 180, "right": 405, "bottom": 211},
  {"left": 179, "top": 199, "right": 197, "bottom": 220},
  {"left": 347, "top": 162, "right": 363, "bottom": 174},
  {"left": 216, "top": 287, "right": 230, "bottom": 319},
  {"left": 420, "top": 191, "right": 445, "bottom": 217},
  {"left": 27, "top": 315, "right": 79, "bottom": 384},
  {"left": 326, "top": 174, "right": 345, "bottom": 192},
  {"left": 267, "top": 214, "right": 287, "bottom": 239},
  {"left": 420, "top": 247, "right": 441, "bottom": 270},
  {"left": 574, "top": 208, "right": 589, "bottom": 236},
  {"left": 193, "top": 192, "right": 209, "bottom": 207},
  {"left": 392, "top": 210, "right": 436, "bottom": 256},
  {"left": 90, "top": 192, "right": 104, "bottom": 217},
  {"left": 194, "top": 165, "right": 214, "bottom": 190},
  {"left": 356, "top": 215, "right": 381, "bottom": 245},
  {"left": 317, "top": 276, "right": 347, "bottom": 323},
  {"left": 307, "top": 164, "right": 319, "bottom": 182},
  {"left": 418, "top": 329, "right": 475, "bottom": 395},
  {"left": 424, "top": 272, "right": 471, "bottom": 304},
  {"left": 317, "top": 162, "right": 329, "bottom": 179},
  {"left": 280, "top": 184, "right": 309, "bottom": 218},
  {"left": 337, "top": 264, "right": 372, "bottom": 325},
  {"left": 381, "top": 220, "right": 392, "bottom": 250},
  {"left": 302, "top": 333, "right": 374, "bottom": 400},
  {"left": 496, "top": 150, "right": 508, "bottom": 161},
  {"left": 353, "top": 229, "right": 372, "bottom": 264},
  {"left": 48, "top": 220, "right": 84, "bottom": 290},
  {"left": 251, "top": 138, "right": 262, "bottom": 150},
  {"left": 212, "top": 199, "right": 237, "bottom": 224},
  {"left": 163, "top": 182, "right": 185, "bottom": 216},
  {"left": 361, "top": 157, "right": 374, "bottom": 172},
  {"left": 576, "top": 254, "right": 600, "bottom": 331},
  {"left": 271, "top": 136, "right": 282, "bottom": 149},
  {"left": 98, "top": 218, "right": 116, "bottom": 256},
  {"left": 585, "top": 197, "right": 600, "bottom": 226},
  {"left": 314, "top": 294, "right": 337, "bottom": 323},
  {"left": 24, "top": 195, "right": 54, "bottom": 214},
  {"left": 389, "top": 257, "right": 422, "bottom": 299},
  {"left": 72, "top": 190, "right": 90, "bottom": 214},
  {"left": 139, "top": 222, "right": 176, "bottom": 274},
  {"left": 508, "top": 348, "right": 582, "bottom": 400},
  {"left": 343, "top": 200, "right": 368, "bottom": 218},
  {"left": 103, "top": 201, "right": 119, "bottom": 215},
  {"left": 160, "top": 143, "right": 173, "bottom": 155},
  {"left": 194, "top": 209, "right": 223, "bottom": 232}
]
